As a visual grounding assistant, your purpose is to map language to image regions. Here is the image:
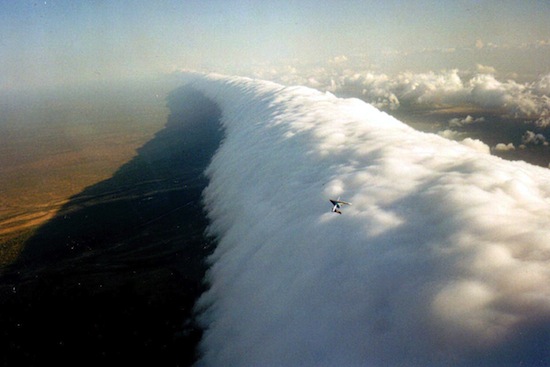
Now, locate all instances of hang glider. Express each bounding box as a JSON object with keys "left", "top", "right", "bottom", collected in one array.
[{"left": 329, "top": 198, "right": 352, "bottom": 214}]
